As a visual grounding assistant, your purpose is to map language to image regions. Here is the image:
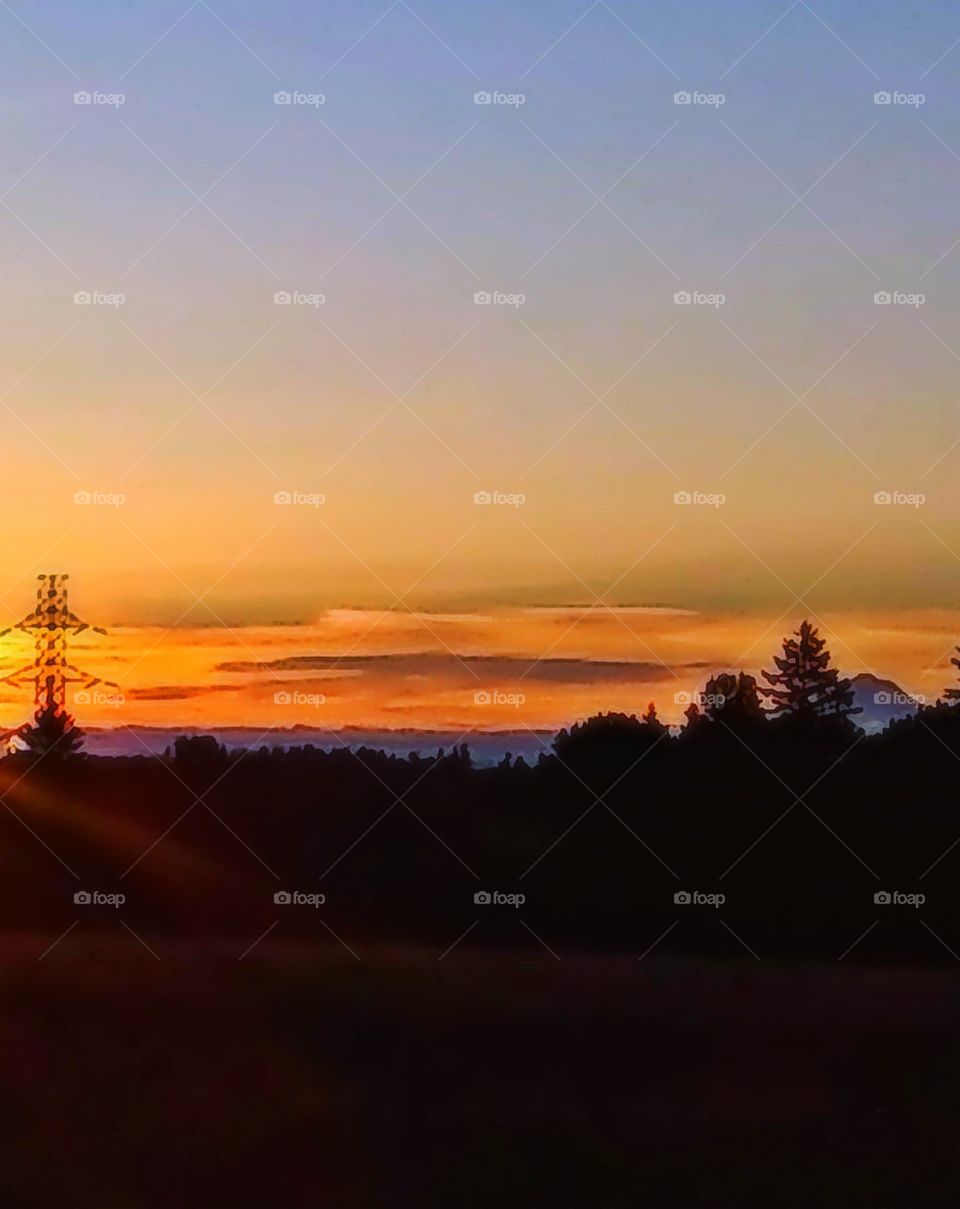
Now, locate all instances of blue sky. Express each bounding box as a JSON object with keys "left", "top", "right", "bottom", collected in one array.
[{"left": 0, "top": 0, "right": 959, "bottom": 619}]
